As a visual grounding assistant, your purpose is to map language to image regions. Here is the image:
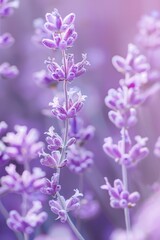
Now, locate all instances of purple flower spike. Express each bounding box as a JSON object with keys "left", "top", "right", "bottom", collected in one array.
[
  {"left": 1, "top": 164, "right": 46, "bottom": 194},
  {"left": 44, "top": 126, "right": 63, "bottom": 151},
  {"left": 45, "top": 54, "right": 89, "bottom": 82},
  {"left": 101, "top": 178, "right": 140, "bottom": 208},
  {"left": 0, "top": 62, "right": 19, "bottom": 79},
  {"left": 112, "top": 43, "right": 150, "bottom": 79},
  {"left": 0, "top": 0, "right": 19, "bottom": 18},
  {"left": 43, "top": 9, "right": 77, "bottom": 50},
  {"left": 49, "top": 89, "right": 86, "bottom": 120},
  {"left": 3, "top": 125, "right": 44, "bottom": 163},
  {"left": 7, "top": 201, "right": 47, "bottom": 234},
  {"left": 41, "top": 173, "right": 61, "bottom": 196},
  {"left": 67, "top": 145, "right": 93, "bottom": 173},
  {"left": 0, "top": 32, "right": 15, "bottom": 48},
  {"left": 49, "top": 189, "right": 83, "bottom": 223},
  {"left": 103, "top": 131, "right": 149, "bottom": 168}
]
